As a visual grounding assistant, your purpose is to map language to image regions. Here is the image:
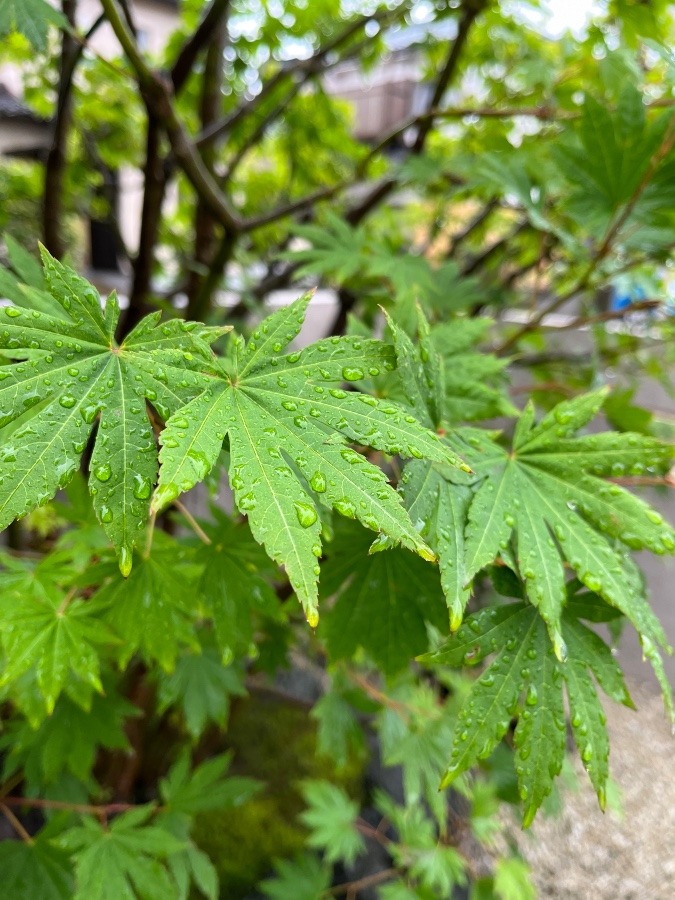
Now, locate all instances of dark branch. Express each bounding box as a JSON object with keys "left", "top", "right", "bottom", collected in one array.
[{"left": 171, "top": 0, "right": 232, "bottom": 93}]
